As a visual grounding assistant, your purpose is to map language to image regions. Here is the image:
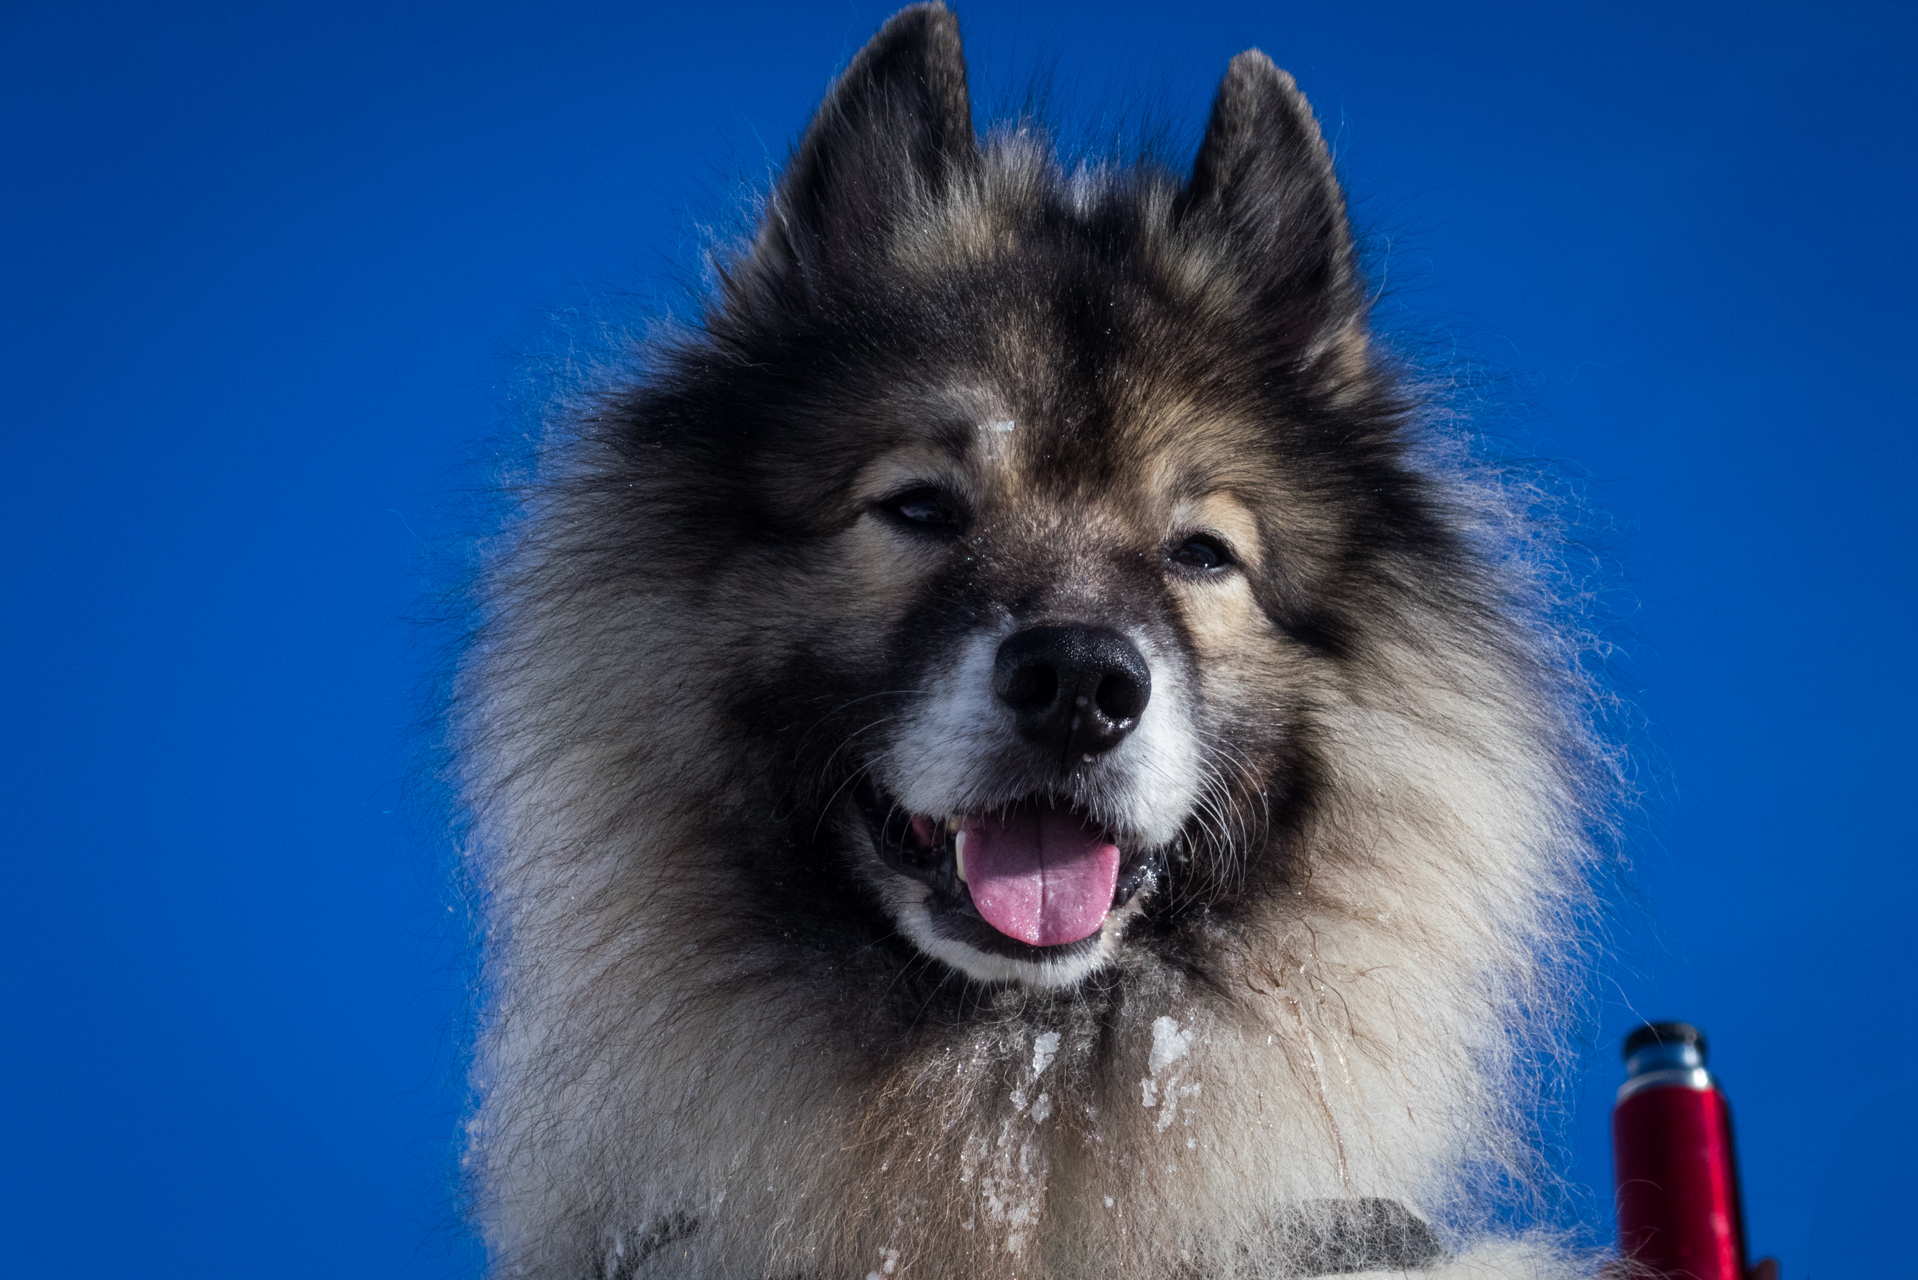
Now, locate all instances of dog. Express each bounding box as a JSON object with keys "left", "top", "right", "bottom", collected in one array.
[{"left": 456, "top": 6, "right": 1615, "bottom": 1276}]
